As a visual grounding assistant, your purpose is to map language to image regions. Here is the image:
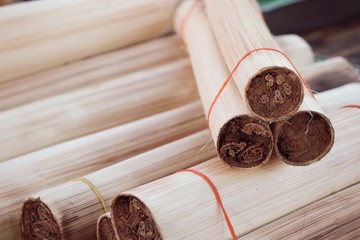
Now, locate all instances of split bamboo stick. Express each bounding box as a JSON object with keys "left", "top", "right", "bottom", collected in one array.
[
  {"left": 97, "top": 213, "right": 119, "bottom": 240},
  {"left": 0, "top": 102, "right": 206, "bottom": 240},
  {"left": 111, "top": 108, "right": 360, "bottom": 240},
  {"left": 205, "top": 0, "right": 305, "bottom": 122},
  {"left": 0, "top": 33, "right": 312, "bottom": 112},
  {"left": 274, "top": 90, "right": 334, "bottom": 166},
  {"left": 0, "top": 36, "right": 187, "bottom": 112},
  {"left": 241, "top": 183, "right": 360, "bottom": 239},
  {"left": 0, "top": 58, "right": 198, "bottom": 162},
  {"left": 0, "top": 0, "right": 183, "bottom": 82},
  {"left": 300, "top": 57, "right": 359, "bottom": 92},
  {"left": 175, "top": 1, "right": 273, "bottom": 168},
  {"left": 315, "top": 83, "right": 360, "bottom": 113},
  {"left": 20, "top": 130, "right": 216, "bottom": 240}
]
